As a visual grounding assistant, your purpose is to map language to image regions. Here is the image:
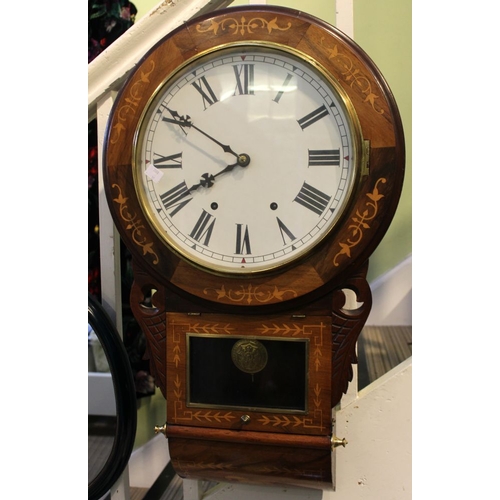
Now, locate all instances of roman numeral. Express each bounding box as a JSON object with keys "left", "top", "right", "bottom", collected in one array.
[
  {"left": 294, "top": 182, "right": 331, "bottom": 215},
  {"left": 162, "top": 108, "right": 190, "bottom": 134},
  {"left": 297, "top": 104, "right": 329, "bottom": 130},
  {"left": 153, "top": 152, "right": 182, "bottom": 169},
  {"left": 308, "top": 149, "right": 340, "bottom": 166},
  {"left": 273, "top": 73, "right": 293, "bottom": 103},
  {"left": 233, "top": 64, "right": 254, "bottom": 95},
  {"left": 276, "top": 217, "right": 296, "bottom": 246},
  {"left": 160, "top": 181, "right": 192, "bottom": 217},
  {"left": 191, "top": 76, "right": 218, "bottom": 109},
  {"left": 190, "top": 210, "right": 216, "bottom": 246},
  {"left": 235, "top": 224, "right": 251, "bottom": 254}
]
